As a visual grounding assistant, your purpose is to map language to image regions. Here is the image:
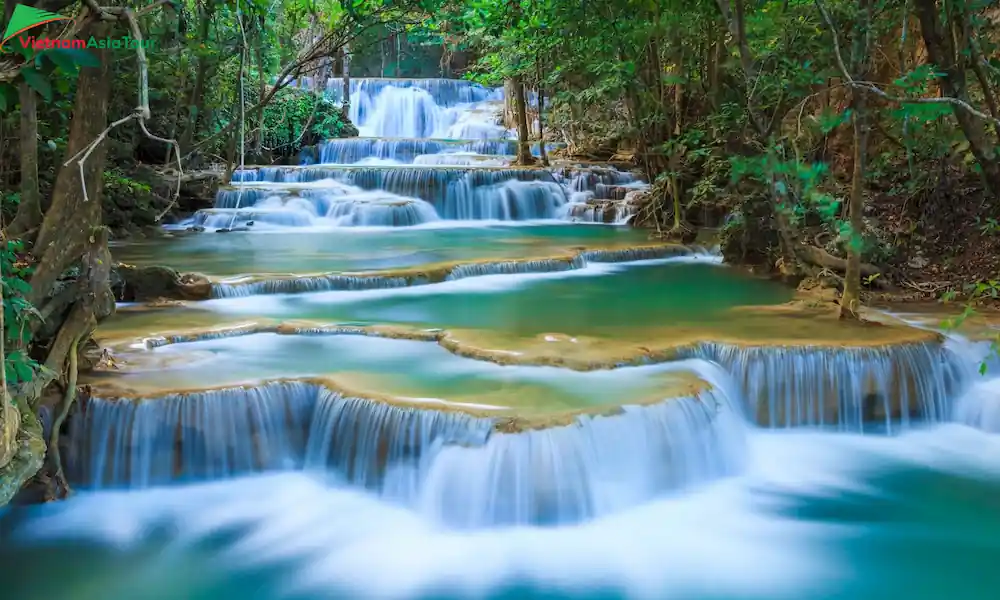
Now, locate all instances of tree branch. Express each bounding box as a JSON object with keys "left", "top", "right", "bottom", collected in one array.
[
  {"left": 813, "top": 0, "right": 1000, "bottom": 127},
  {"left": 63, "top": 4, "right": 183, "bottom": 216}
]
